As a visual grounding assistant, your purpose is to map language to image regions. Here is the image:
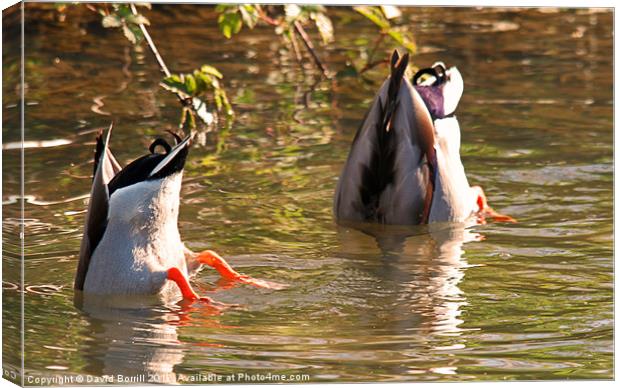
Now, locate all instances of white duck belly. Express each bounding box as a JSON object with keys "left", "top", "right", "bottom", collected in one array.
[
  {"left": 83, "top": 174, "right": 188, "bottom": 296},
  {"left": 429, "top": 117, "right": 478, "bottom": 223}
]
